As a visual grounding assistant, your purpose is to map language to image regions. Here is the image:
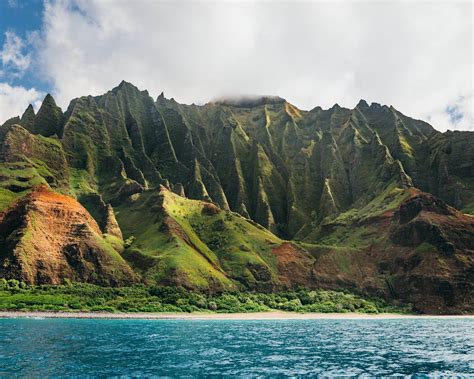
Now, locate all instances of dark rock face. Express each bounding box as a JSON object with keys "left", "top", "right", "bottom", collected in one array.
[
  {"left": 79, "top": 193, "right": 123, "bottom": 240},
  {"left": 201, "top": 203, "right": 220, "bottom": 216},
  {"left": 391, "top": 219, "right": 459, "bottom": 257},
  {"left": 387, "top": 193, "right": 474, "bottom": 313},
  {"left": 112, "top": 181, "right": 145, "bottom": 204},
  {"left": 391, "top": 193, "right": 474, "bottom": 252},
  {"left": 397, "top": 193, "right": 453, "bottom": 224}
]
